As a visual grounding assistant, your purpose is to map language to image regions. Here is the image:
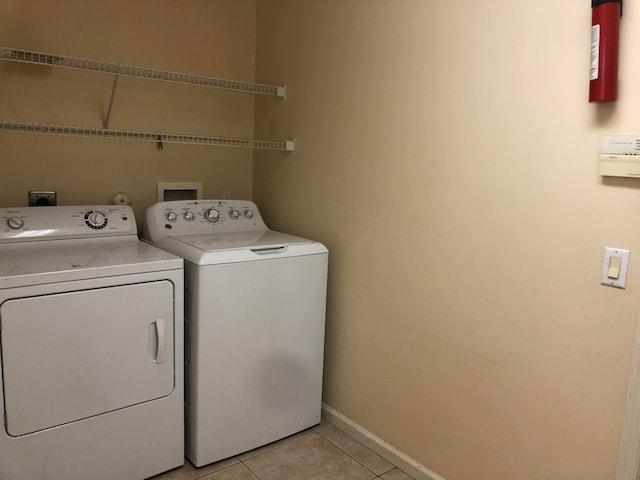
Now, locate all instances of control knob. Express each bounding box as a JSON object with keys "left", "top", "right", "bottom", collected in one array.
[
  {"left": 204, "top": 208, "right": 220, "bottom": 223},
  {"left": 229, "top": 209, "right": 240, "bottom": 220},
  {"left": 183, "top": 211, "right": 195, "bottom": 221},
  {"left": 243, "top": 209, "right": 254, "bottom": 219},
  {"left": 85, "top": 210, "right": 108, "bottom": 229},
  {"left": 7, "top": 216, "right": 24, "bottom": 230},
  {"left": 166, "top": 212, "right": 178, "bottom": 222}
]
